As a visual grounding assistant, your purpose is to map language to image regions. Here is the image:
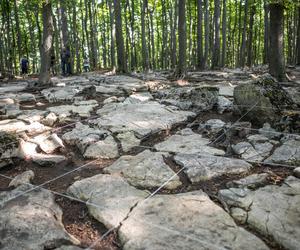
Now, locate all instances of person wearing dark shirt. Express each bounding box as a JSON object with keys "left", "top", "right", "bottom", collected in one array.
[{"left": 20, "top": 56, "right": 29, "bottom": 76}]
